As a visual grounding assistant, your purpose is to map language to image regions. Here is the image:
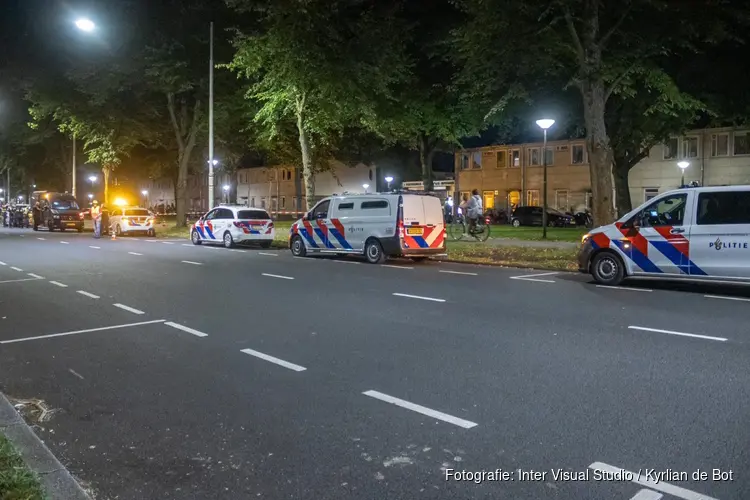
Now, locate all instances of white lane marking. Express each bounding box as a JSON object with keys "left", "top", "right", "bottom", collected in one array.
[
  {"left": 165, "top": 321, "right": 208, "bottom": 337},
  {"left": 89, "top": 246, "right": 100, "bottom": 249},
  {"left": 0, "top": 261, "right": 6, "bottom": 266},
  {"left": 262, "top": 273, "right": 294, "bottom": 280},
  {"left": 77, "top": 290, "right": 100, "bottom": 299},
  {"left": 10, "top": 266, "right": 23, "bottom": 271},
  {"left": 229, "top": 249, "right": 245, "bottom": 253},
  {"left": 511, "top": 277, "right": 556, "bottom": 283},
  {"left": 204, "top": 246, "right": 221, "bottom": 250},
  {"left": 145, "top": 240, "right": 158, "bottom": 243},
  {"left": 392, "top": 292, "right": 445, "bottom": 303},
  {"left": 512, "top": 271, "right": 558, "bottom": 278},
  {"left": 258, "top": 252, "right": 277, "bottom": 257},
  {"left": 37, "top": 237, "right": 46, "bottom": 241},
  {"left": 334, "top": 260, "right": 360, "bottom": 265},
  {"left": 27, "top": 273, "right": 45, "bottom": 279},
  {"left": 181, "top": 260, "right": 203, "bottom": 266},
  {"left": 128, "top": 252, "right": 143, "bottom": 256},
  {"left": 68, "top": 369, "right": 85, "bottom": 380},
  {"left": 363, "top": 390, "right": 477, "bottom": 429},
  {"left": 0, "top": 278, "right": 44, "bottom": 284},
  {"left": 182, "top": 244, "right": 193, "bottom": 247},
  {"left": 705, "top": 294, "right": 750, "bottom": 302},
  {"left": 162, "top": 242, "right": 175, "bottom": 245},
  {"left": 240, "top": 348, "right": 306, "bottom": 372},
  {"left": 130, "top": 238, "right": 140, "bottom": 241},
  {"left": 588, "top": 462, "right": 717, "bottom": 500},
  {"left": 439, "top": 270, "right": 477, "bottom": 276},
  {"left": 19, "top": 234, "right": 25, "bottom": 237},
  {"left": 60, "top": 241, "right": 69, "bottom": 244},
  {"left": 0, "top": 319, "right": 167, "bottom": 344},
  {"left": 628, "top": 325, "right": 727, "bottom": 342},
  {"left": 113, "top": 303, "right": 145, "bottom": 315},
  {"left": 596, "top": 285, "right": 653, "bottom": 292},
  {"left": 49, "top": 281, "right": 68, "bottom": 288},
  {"left": 382, "top": 264, "right": 414, "bottom": 270},
  {"left": 630, "top": 490, "right": 663, "bottom": 500}
]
